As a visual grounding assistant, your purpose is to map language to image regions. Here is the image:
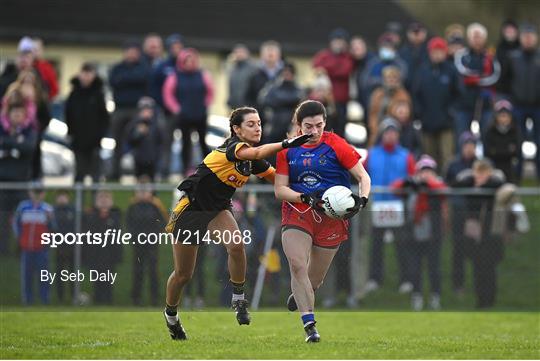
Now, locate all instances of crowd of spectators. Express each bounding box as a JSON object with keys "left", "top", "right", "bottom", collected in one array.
[{"left": 0, "top": 18, "right": 537, "bottom": 310}]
